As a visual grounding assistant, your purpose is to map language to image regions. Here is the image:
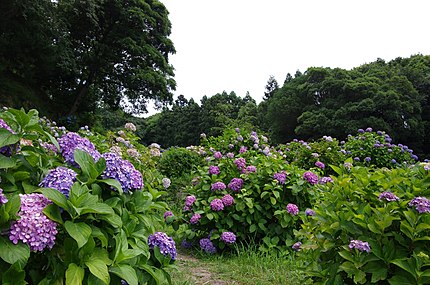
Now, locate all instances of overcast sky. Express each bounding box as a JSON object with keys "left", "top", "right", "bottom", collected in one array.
[{"left": 152, "top": 0, "right": 430, "bottom": 114}]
